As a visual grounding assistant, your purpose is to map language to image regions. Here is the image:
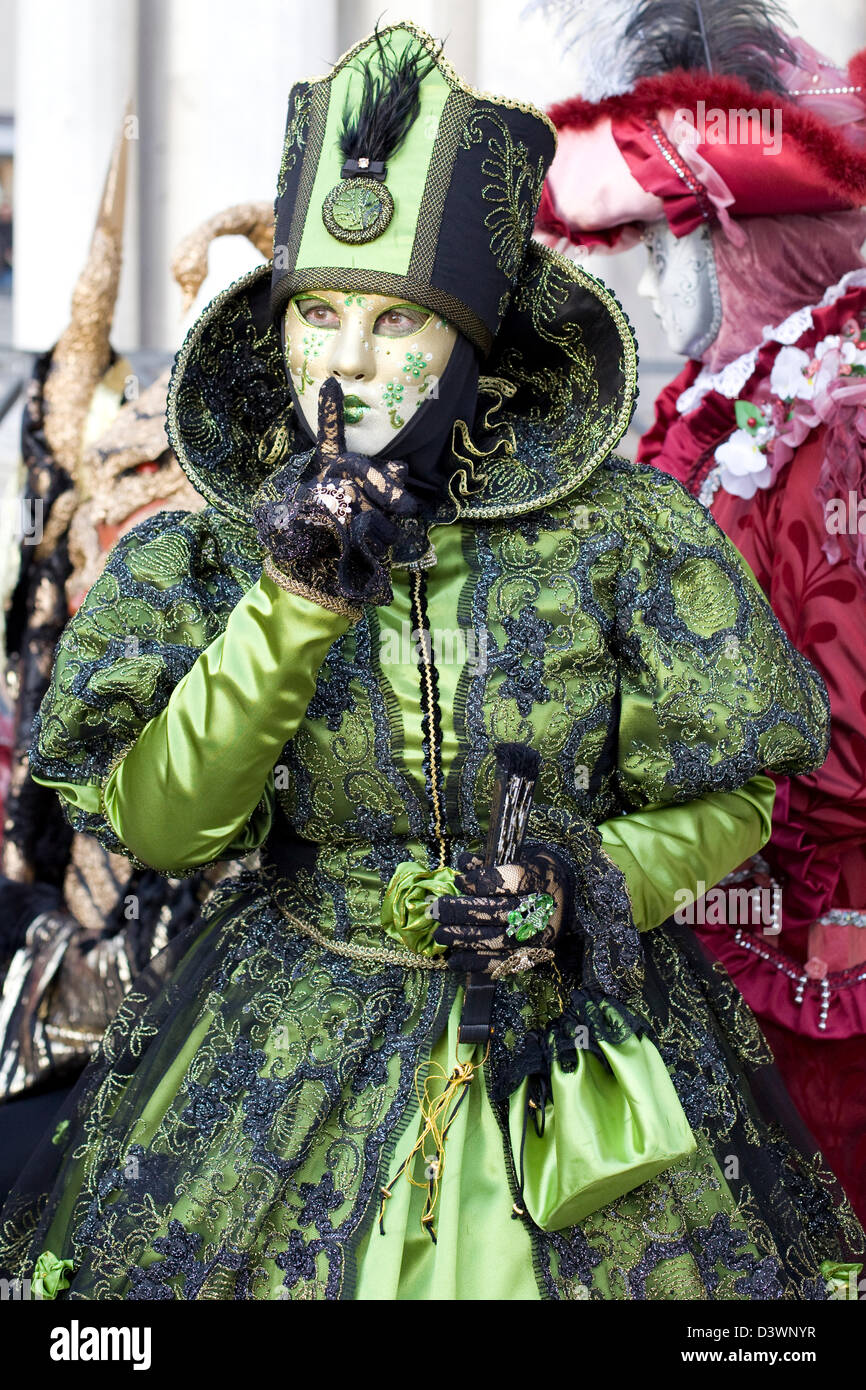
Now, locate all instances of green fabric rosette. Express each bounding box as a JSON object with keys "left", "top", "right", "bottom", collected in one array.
[
  {"left": 381, "top": 861, "right": 458, "bottom": 958},
  {"left": 32, "top": 1251, "right": 73, "bottom": 1300}
]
